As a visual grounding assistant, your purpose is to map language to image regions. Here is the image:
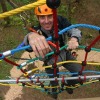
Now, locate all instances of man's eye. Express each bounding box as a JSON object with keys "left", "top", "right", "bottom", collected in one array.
[
  {"left": 48, "top": 15, "right": 53, "bottom": 19},
  {"left": 40, "top": 16, "right": 45, "bottom": 19}
]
